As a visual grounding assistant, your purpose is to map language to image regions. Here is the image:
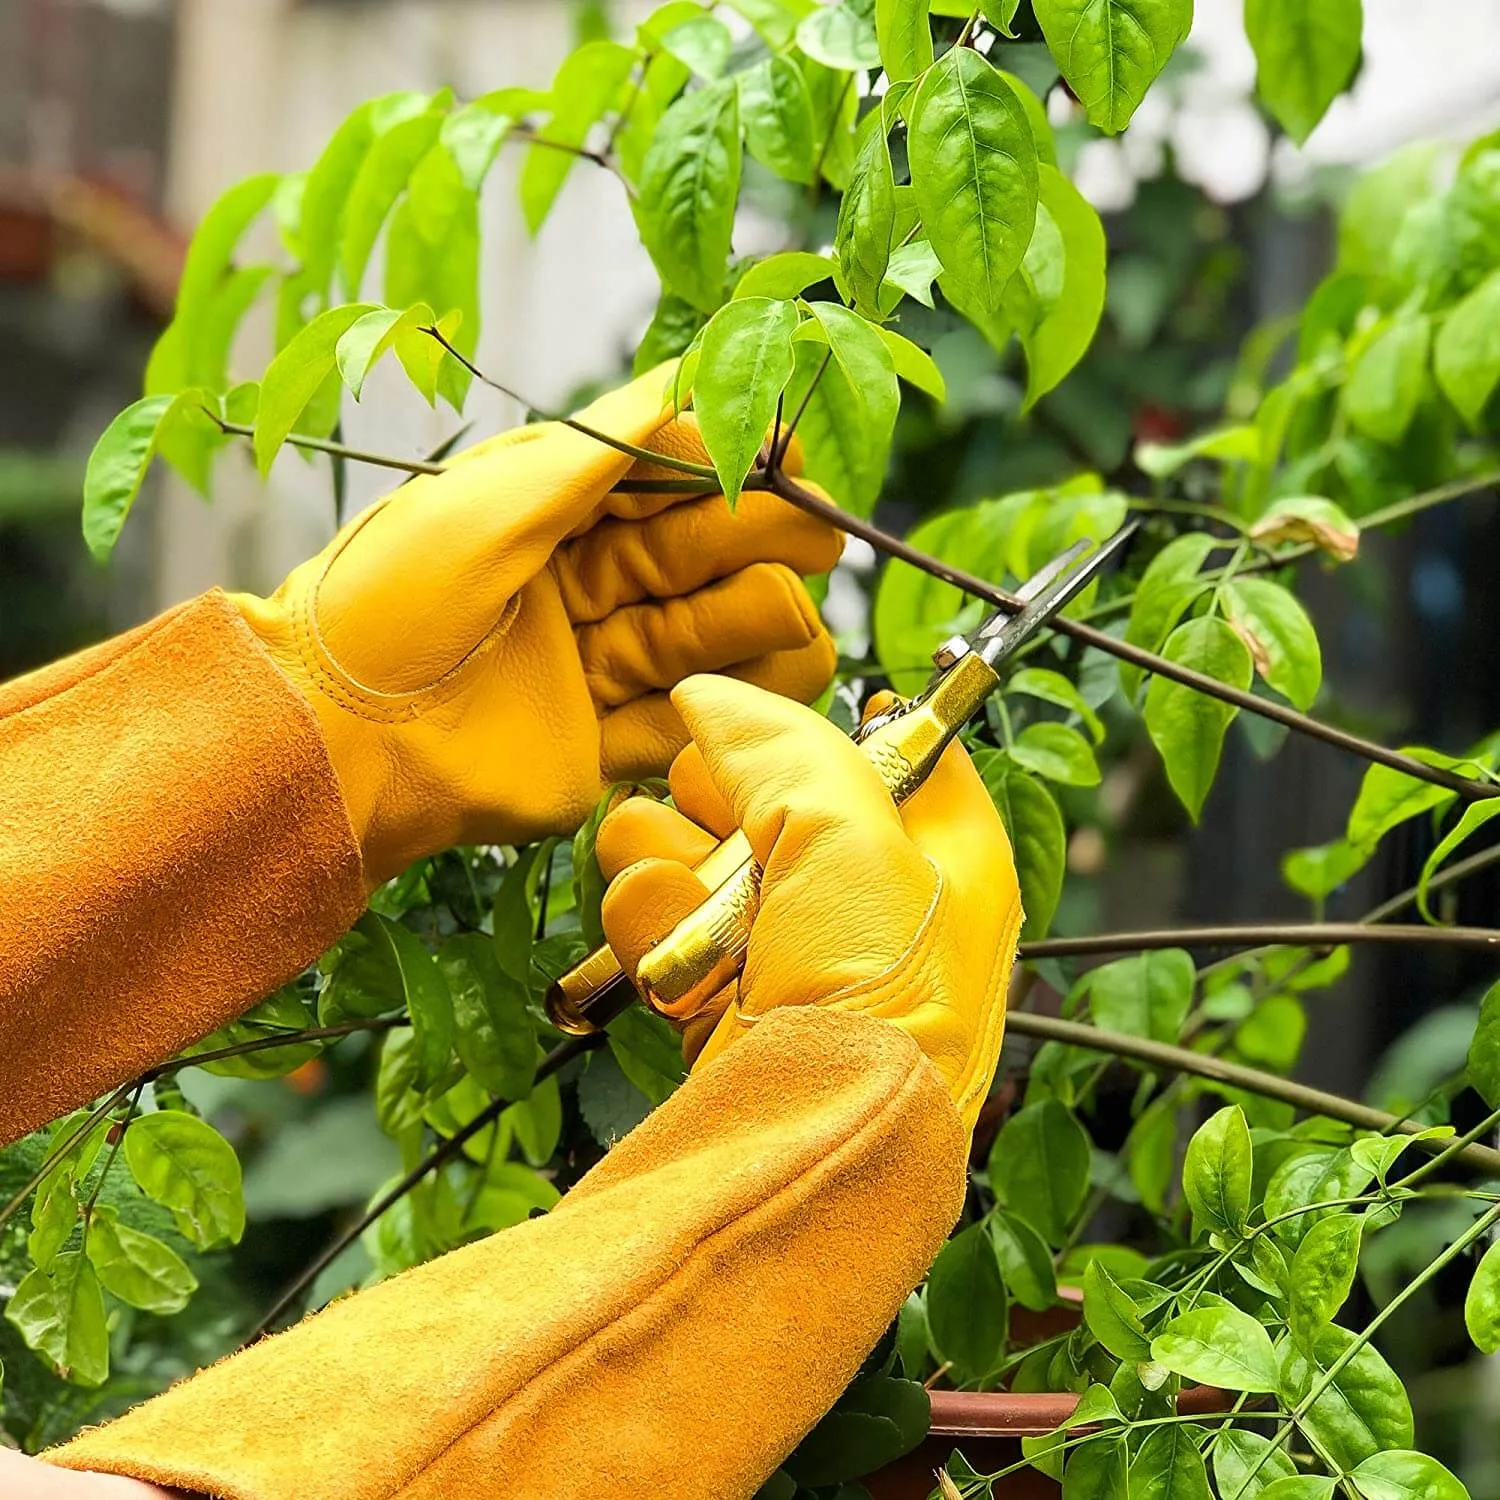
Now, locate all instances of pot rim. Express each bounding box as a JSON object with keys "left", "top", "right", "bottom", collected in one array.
[{"left": 926, "top": 1384, "right": 1229, "bottom": 1439}]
